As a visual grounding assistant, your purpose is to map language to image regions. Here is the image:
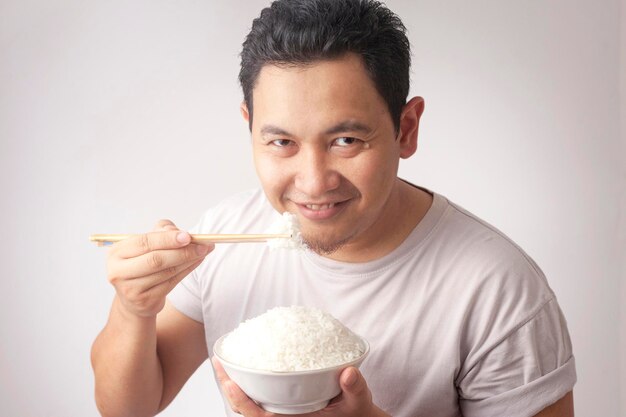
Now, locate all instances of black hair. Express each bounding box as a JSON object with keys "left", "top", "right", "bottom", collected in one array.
[{"left": 239, "top": 0, "right": 411, "bottom": 132}]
